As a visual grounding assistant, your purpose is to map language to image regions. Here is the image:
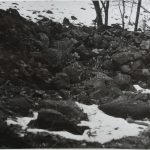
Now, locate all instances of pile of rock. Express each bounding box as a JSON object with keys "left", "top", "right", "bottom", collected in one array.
[{"left": 1, "top": 8, "right": 150, "bottom": 148}]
